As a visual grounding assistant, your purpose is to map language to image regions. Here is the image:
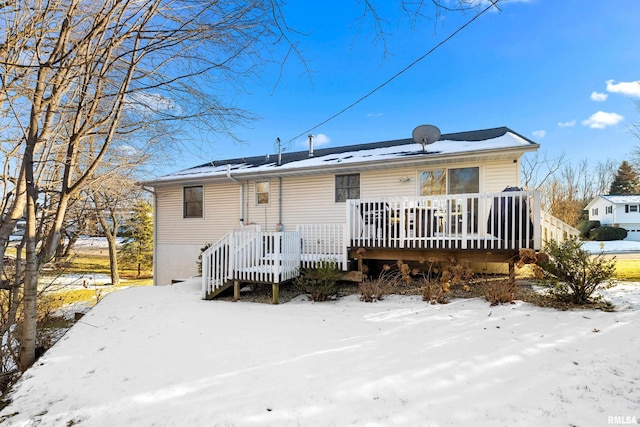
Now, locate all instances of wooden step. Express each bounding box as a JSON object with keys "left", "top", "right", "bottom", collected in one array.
[{"left": 203, "top": 280, "right": 234, "bottom": 300}]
